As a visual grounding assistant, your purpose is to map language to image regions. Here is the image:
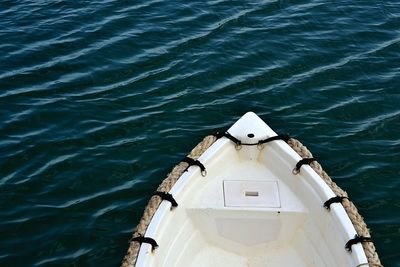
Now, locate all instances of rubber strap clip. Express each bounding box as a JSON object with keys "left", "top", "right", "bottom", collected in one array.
[
  {"left": 293, "top": 157, "right": 316, "bottom": 175},
  {"left": 182, "top": 157, "right": 207, "bottom": 176},
  {"left": 323, "top": 196, "right": 348, "bottom": 210},
  {"left": 215, "top": 130, "right": 290, "bottom": 150},
  {"left": 257, "top": 134, "right": 291, "bottom": 149},
  {"left": 214, "top": 131, "right": 242, "bottom": 149},
  {"left": 345, "top": 234, "right": 373, "bottom": 252},
  {"left": 154, "top": 191, "right": 178, "bottom": 209},
  {"left": 131, "top": 235, "right": 158, "bottom": 251}
]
